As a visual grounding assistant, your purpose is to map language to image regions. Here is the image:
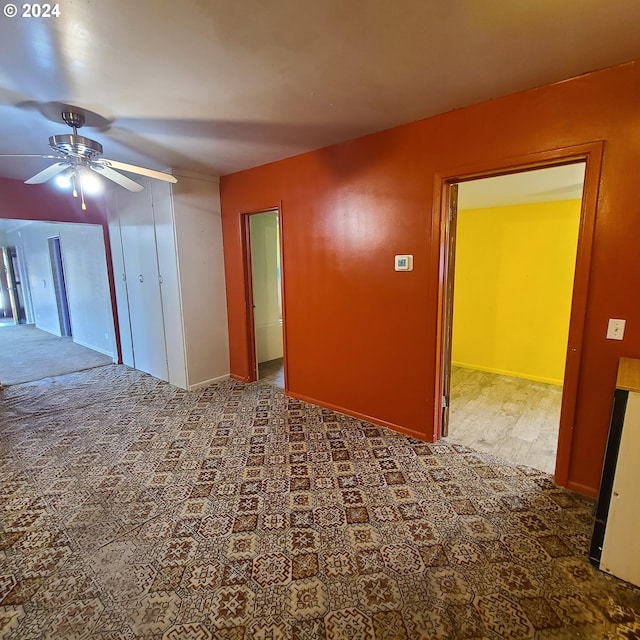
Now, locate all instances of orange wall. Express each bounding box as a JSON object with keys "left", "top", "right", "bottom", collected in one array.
[{"left": 220, "top": 62, "right": 640, "bottom": 496}]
